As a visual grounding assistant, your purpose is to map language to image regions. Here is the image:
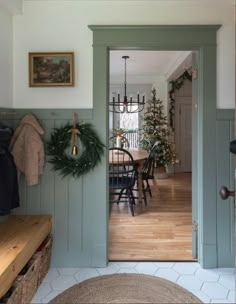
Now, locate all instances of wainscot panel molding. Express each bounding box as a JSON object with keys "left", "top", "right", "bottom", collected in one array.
[
  {"left": 0, "top": 108, "right": 105, "bottom": 267},
  {"left": 216, "top": 109, "right": 234, "bottom": 267},
  {"left": 0, "top": 108, "right": 234, "bottom": 267}
]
